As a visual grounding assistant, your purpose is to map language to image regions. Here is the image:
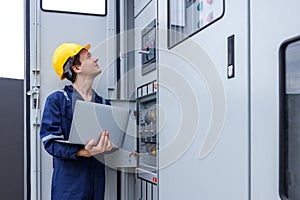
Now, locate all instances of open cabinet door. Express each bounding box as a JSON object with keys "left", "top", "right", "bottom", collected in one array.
[{"left": 26, "top": 0, "right": 116, "bottom": 199}]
